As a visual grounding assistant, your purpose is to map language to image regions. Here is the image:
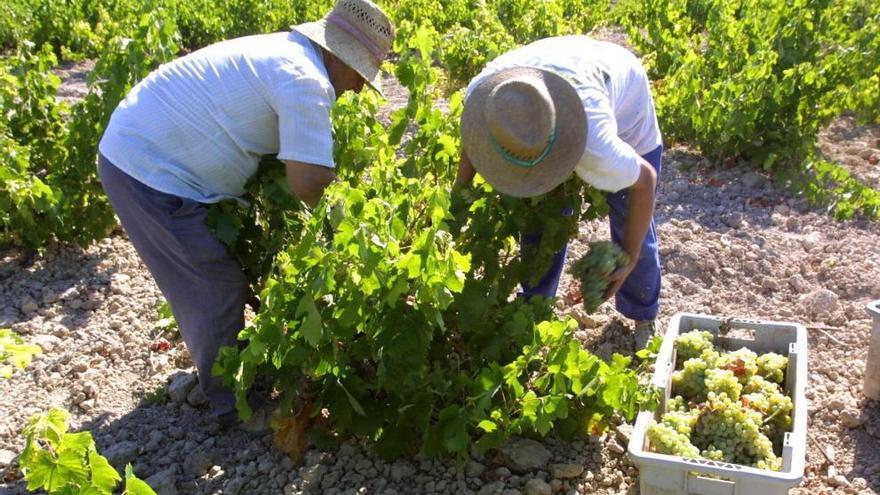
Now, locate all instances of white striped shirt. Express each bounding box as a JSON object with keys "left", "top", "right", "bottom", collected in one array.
[{"left": 99, "top": 31, "right": 335, "bottom": 203}]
